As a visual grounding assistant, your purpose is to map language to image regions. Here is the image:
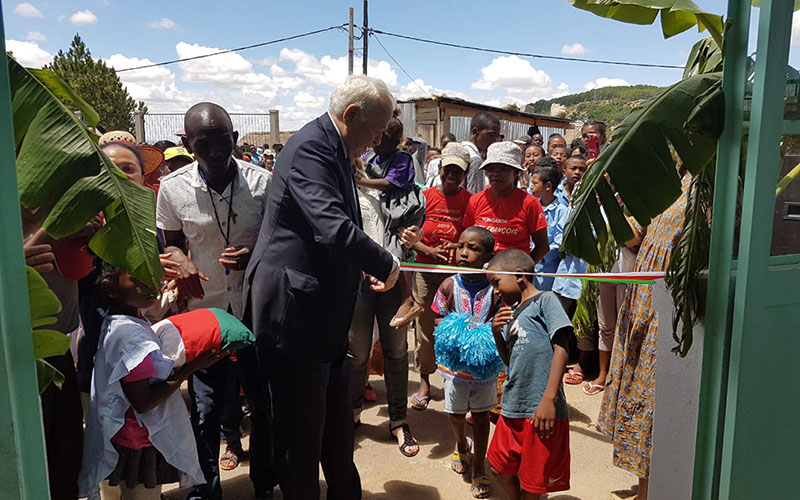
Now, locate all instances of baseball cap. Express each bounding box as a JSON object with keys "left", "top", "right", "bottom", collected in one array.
[
  {"left": 513, "top": 134, "right": 532, "bottom": 146},
  {"left": 440, "top": 143, "right": 470, "bottom": 171},
  {"left": 480, "top": 141, "right": 524, "bottom": 171},
  {"left": 164, "top": 147, "right": 194, "bottom": 161}
]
